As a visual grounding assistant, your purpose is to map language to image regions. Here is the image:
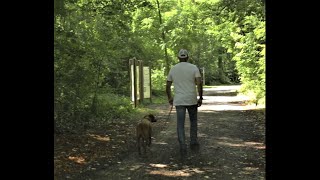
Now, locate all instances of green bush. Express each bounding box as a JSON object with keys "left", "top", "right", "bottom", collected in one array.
[
  {"left": 96, "top": 93, "right": 136, "bottom": 121},
  {"left": 151, "top": 68, "right": 167, "bottom": 91}
]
